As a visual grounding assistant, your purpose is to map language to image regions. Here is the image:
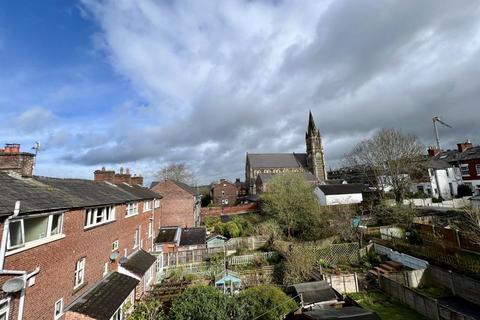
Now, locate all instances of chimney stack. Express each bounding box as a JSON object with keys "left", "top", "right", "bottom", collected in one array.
[
  {"left": 457, "top": 139, "right": 473, "bottom": 153},
  {"left": 94, "top": 167, "right": 115, "bottom": 183},
  {"left": 427, "top": 146, "right": 441, "bottom": 157},
  {"left": 94, "top": 167, "right": 144, "bottom": 185},
  {"left": 0, "top": 143, "right": 35, "bottom": 177},
  {"left": 130, "top": 175, "right": 144, "bottom": 186}
]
